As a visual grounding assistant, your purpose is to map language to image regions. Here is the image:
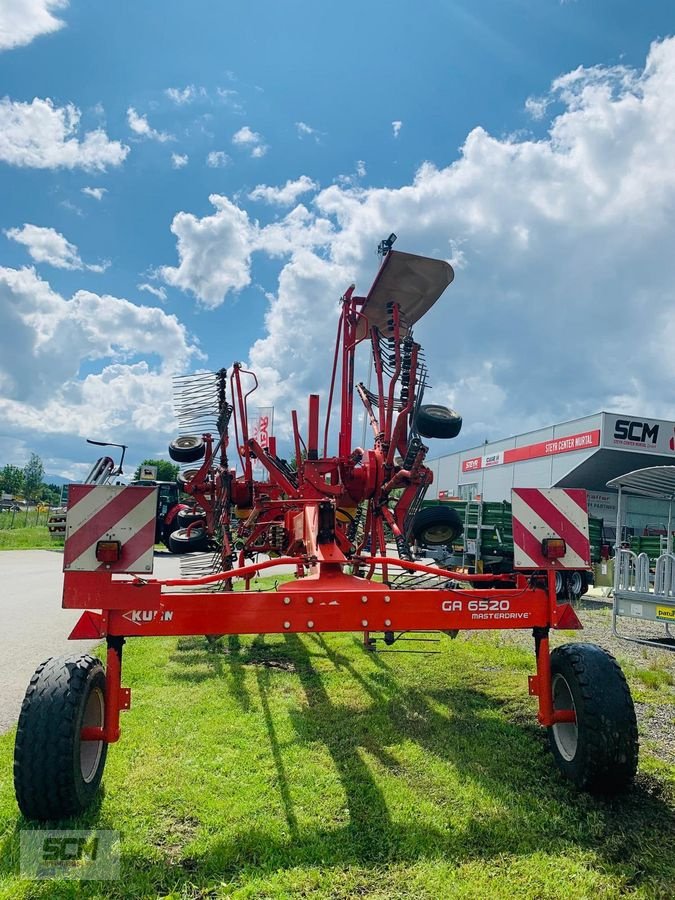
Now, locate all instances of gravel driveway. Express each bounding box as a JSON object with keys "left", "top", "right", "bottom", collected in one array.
[{"left": 494, "top": 591, "right": 675, "bottom": 764}]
